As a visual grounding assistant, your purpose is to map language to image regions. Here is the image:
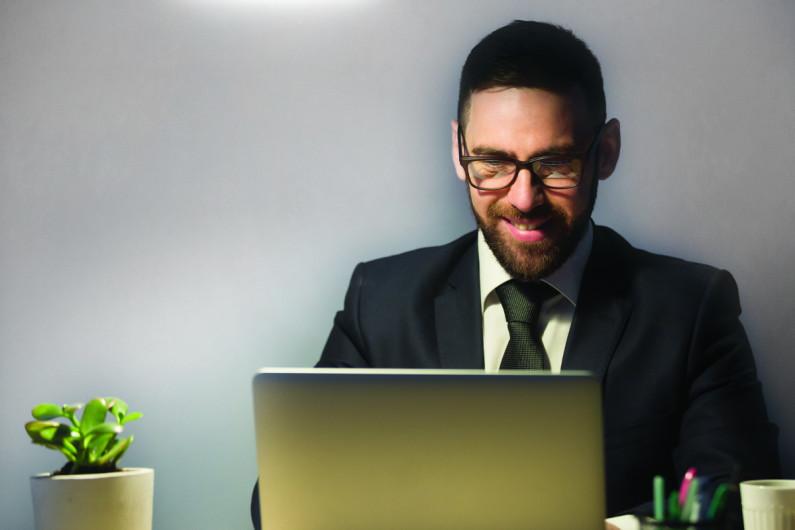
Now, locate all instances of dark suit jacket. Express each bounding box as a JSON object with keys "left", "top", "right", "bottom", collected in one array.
[{"left": 313, "top": 225, "right": 780, "bottom": 517}]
